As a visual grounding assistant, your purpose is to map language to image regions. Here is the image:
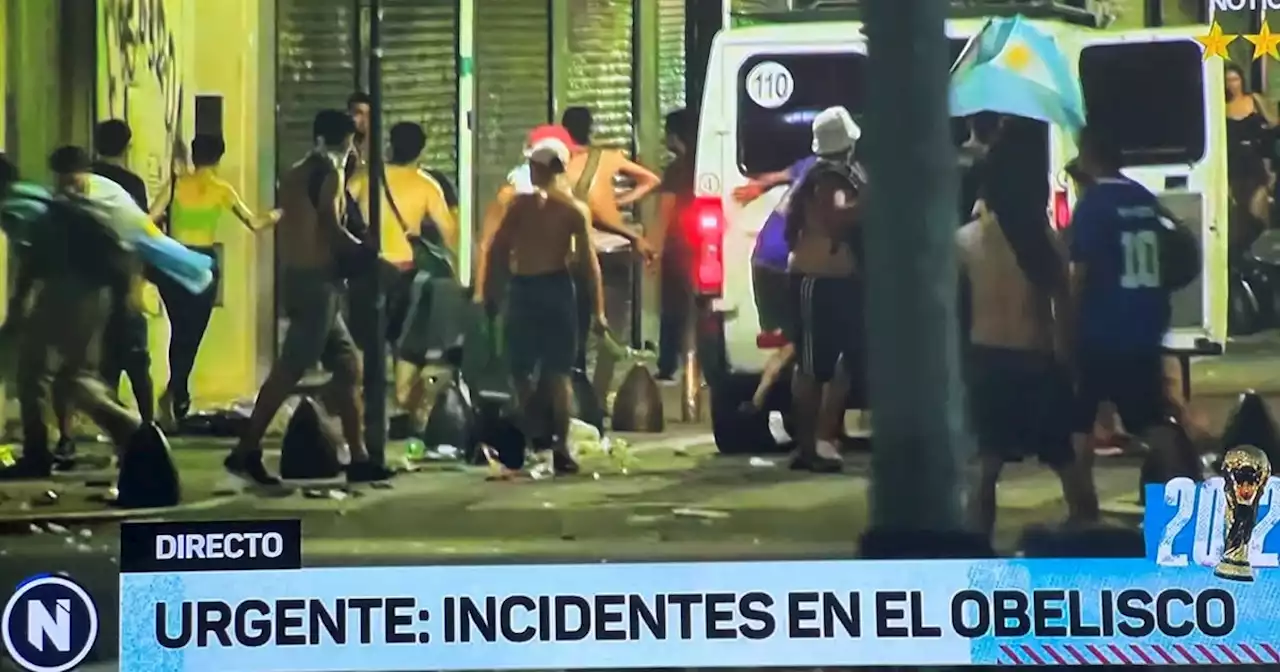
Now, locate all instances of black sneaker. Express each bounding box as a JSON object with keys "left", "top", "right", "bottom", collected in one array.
[
  {"left": 346, "top": 461, "right": 396, "bottom": 484},
  {"left": 224, "top": 454, "right": 282, "bottom": 487},
  {"left": 551, "top": 449, "right": 580, "bottom": 476},
  {"left": 789, "top": 452, "right": 844, "bottom": 474},
  {"left": 0, "top": 456, "right": 53, "bottom": 480},
  {"left": 53, "top": 437, "right": 76, "bottom": 459},
  {"left": 173, "top": 395, "right": 192, "bottom": 422}
]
